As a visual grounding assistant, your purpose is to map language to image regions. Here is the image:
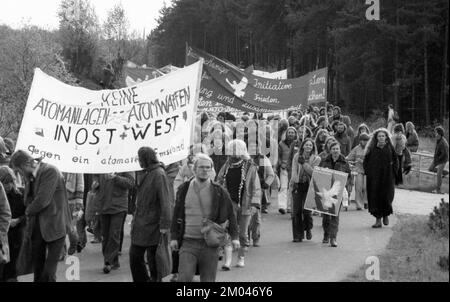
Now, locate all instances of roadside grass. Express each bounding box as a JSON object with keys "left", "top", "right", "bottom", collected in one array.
[{"left": 342, "top": 215, "right": 449, "bottom": 282}]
